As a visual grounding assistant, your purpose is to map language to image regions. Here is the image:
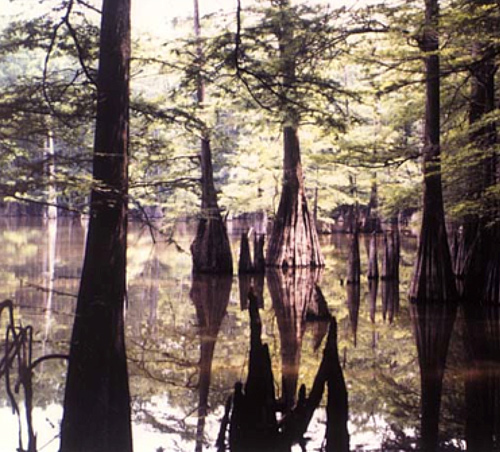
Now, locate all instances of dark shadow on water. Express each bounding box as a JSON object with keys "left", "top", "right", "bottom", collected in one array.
[
  {"left": 216, "top": 272, "right": 349, "bottom": 452},
  {"left": 463, "top": 303, "right": 500, "bottom": 452},
  {"left": 410, "top": 301, "right": 457, "bottom": 451}
]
